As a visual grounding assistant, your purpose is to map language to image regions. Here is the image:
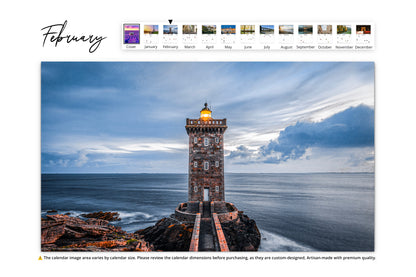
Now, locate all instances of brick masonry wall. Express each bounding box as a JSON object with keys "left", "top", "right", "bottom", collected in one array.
[
  {"left": 212, "top": 213, "right": 229, "bottom": 252},
  {"left": 175, "top": 205, "right": 197, "bottom": 222},
  {"left": 189, "top": 213, "right": 201, "bottom": 251},
  {"left": 214, "top": 202, "right": 239, "bottom": 223},
  {"left": 217, "top": 211, "right": 239, "bottom": 222},
  {"left": 186, "top": 119, "right": 227, "bottom": 202}
]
